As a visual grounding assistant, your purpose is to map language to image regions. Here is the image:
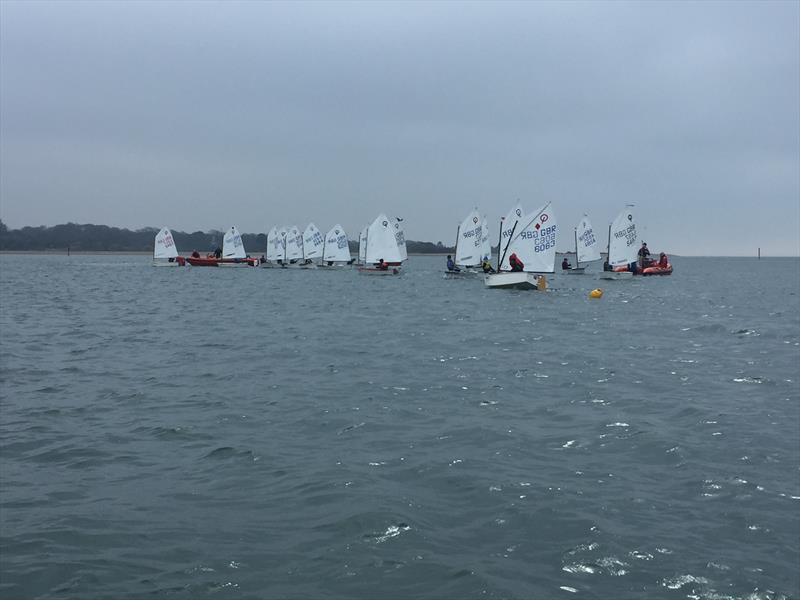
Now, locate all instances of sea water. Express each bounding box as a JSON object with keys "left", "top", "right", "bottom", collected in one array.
[{"left": 1, "top": 255, "right": 798, "bottom": 599}]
